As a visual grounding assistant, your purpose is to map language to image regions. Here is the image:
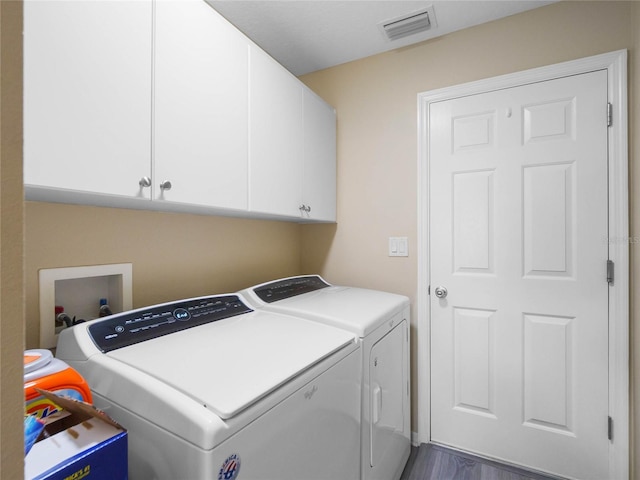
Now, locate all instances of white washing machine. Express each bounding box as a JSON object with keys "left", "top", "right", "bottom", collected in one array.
[
  {"left": 56, "top": 293, "right": 361, "bottom": 480},
  {"left": 239, "top": 275, "right": 411, "bottom": 480}
]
